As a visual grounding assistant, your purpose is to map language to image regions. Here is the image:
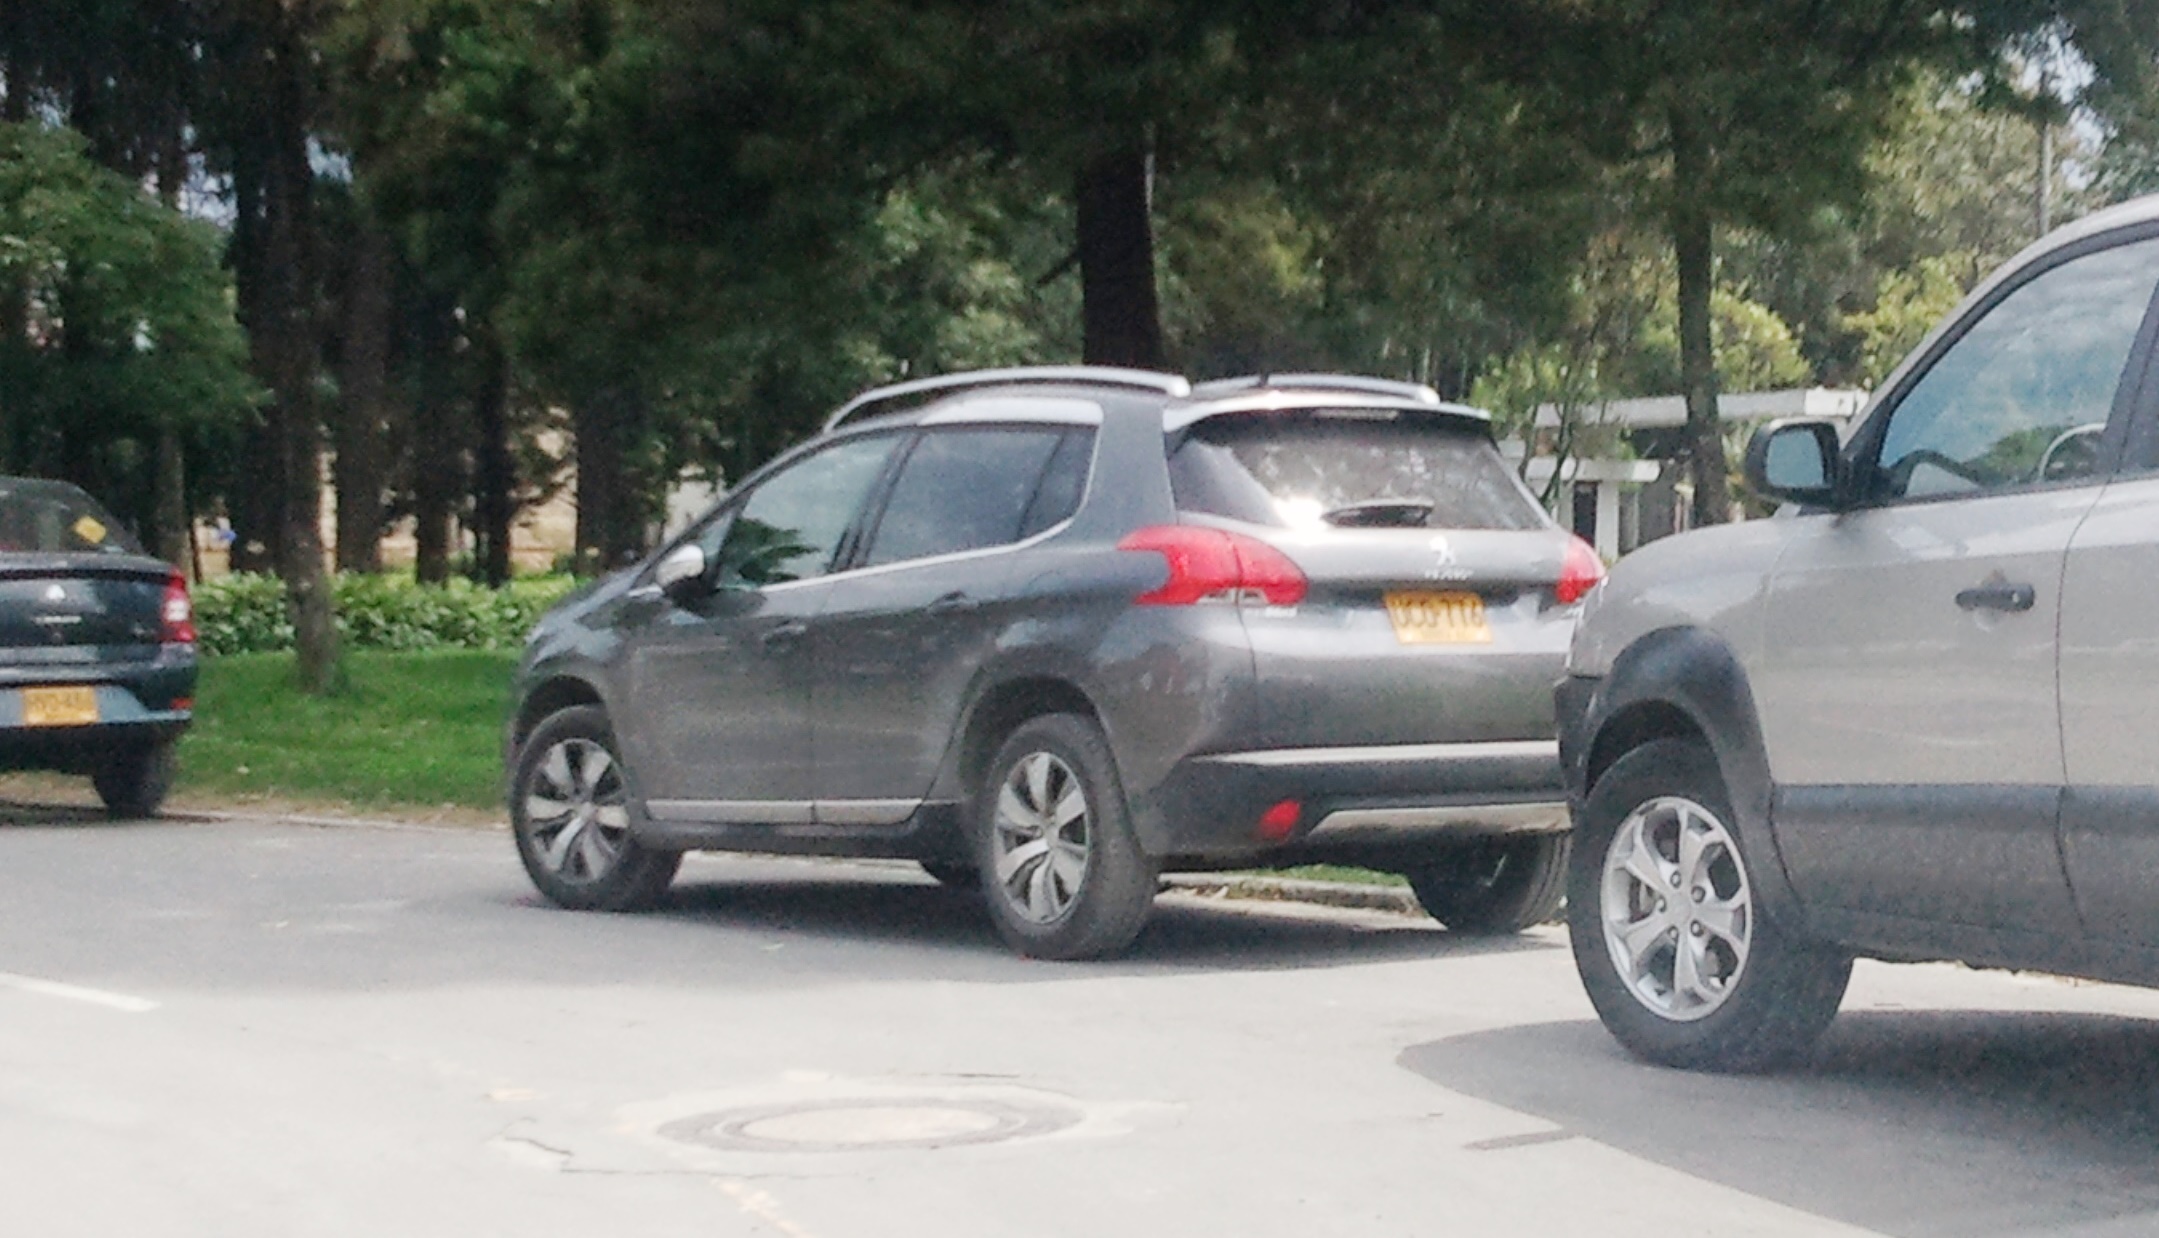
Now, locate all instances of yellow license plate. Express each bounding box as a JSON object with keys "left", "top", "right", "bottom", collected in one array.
[
  {"left": 22, "top": 685, "right": 98, "bottom": 727},
  {"left": 1384, "top": 591, "right": 1492, "bottom": 644}
]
